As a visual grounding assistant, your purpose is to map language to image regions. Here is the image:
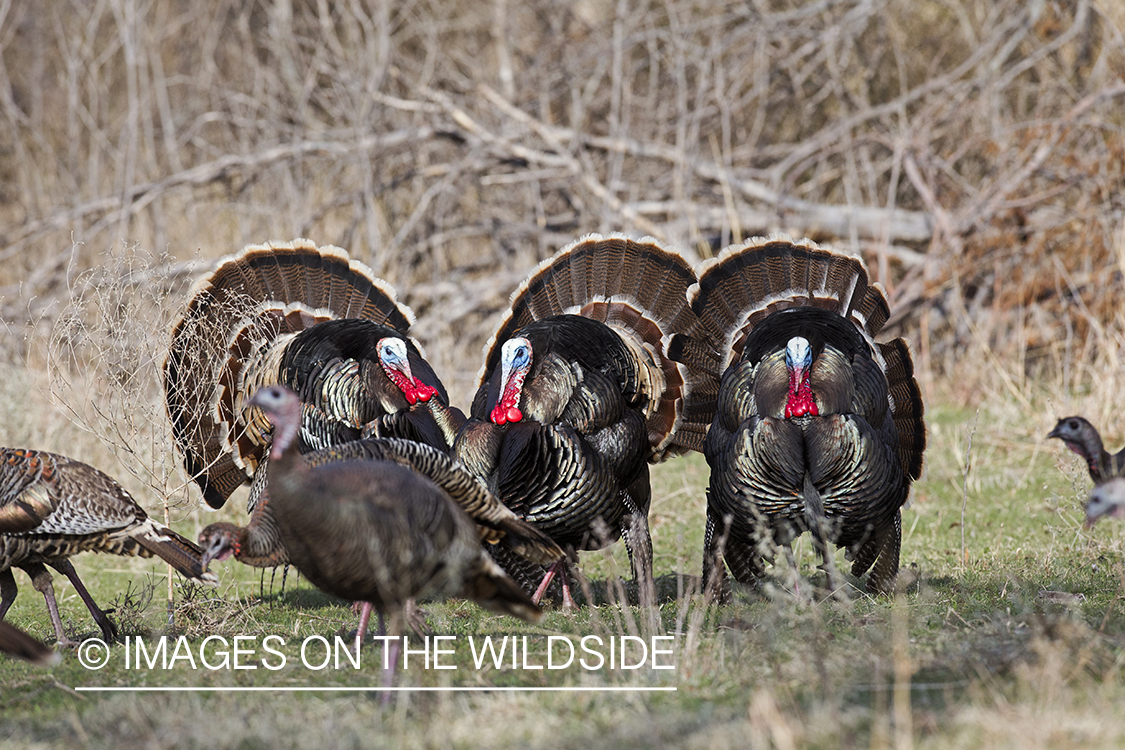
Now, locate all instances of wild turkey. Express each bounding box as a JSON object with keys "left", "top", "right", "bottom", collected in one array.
[
  {"left": 199, "top": 434, "right": 564, "bottom": 575},
  {"left": 245, "top": 385, "right": 540, "bottom": 660},
  {"left": 166, "top": 239, "right": 464, "bottom": 572},
  {"left": 692, "top": 236, "right": 925, "bottom": 596},
  {"left": 454, "top": 234, "right": 720, "bottom": 607},
  {"left": 1086, "top": 477, "right": 1125, "bottom": 527},
  {"left": 1047, "top": 416, "right": 1125, "bottom": 482},
  {"left": 0, "top": 621, "right": 56, "bottom": 665},
  {"left": 165, "top": 238, "right": 463, "bottom": 511},
  {"left": 0, "top": 448, "right": 217, "bottom": 644},
  {"left": 1046, "top": 417, "right": 1125, "bottom": 529}
]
